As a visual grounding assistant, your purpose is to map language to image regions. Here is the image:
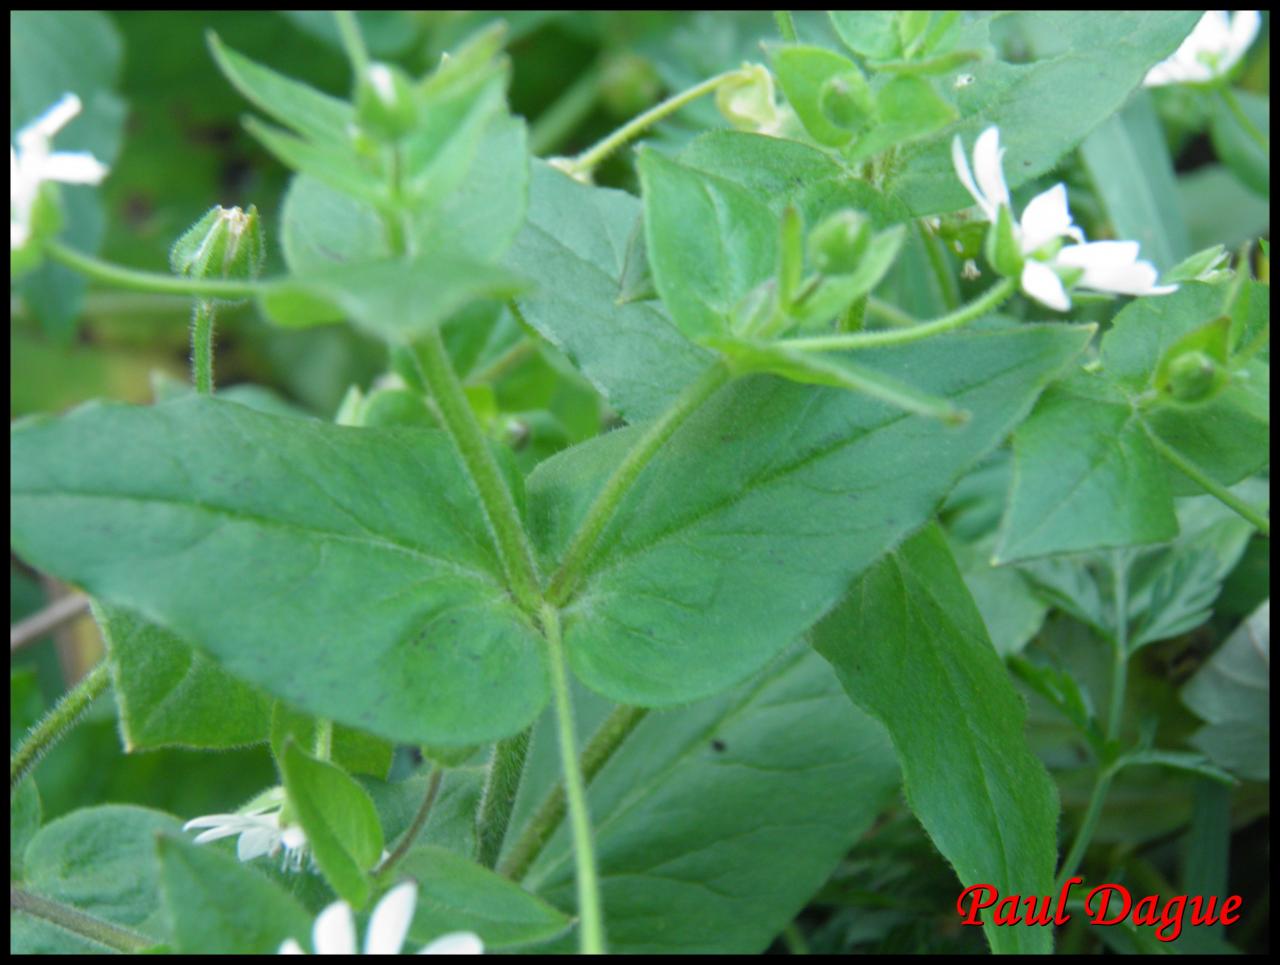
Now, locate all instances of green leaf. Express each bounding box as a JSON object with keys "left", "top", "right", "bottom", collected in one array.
[
  {"left": 890, "top": 11, "right": 1203, "bottom": 215},
  {"left": 849, "top": 75, "right": 956, "bottom": 160},
  {"left": 281, "top": 174, "right": 390, "bottom": 273},
  {"left": 505, "top": 162, "right": 713, "bottom": 423},
  {"left": 10, "top": 396, "right": 549, "bottom": 745},
  {"left": 710, "top": 335, "right": 966, "bottom": 424},
  {"left": 769, "top": 44, "right": 864, "bottom": 147},
  {"left": 1099, "top": 282, "right": 1224, "bottom": 391},
  {"left": 10, "top": 777, "right": 41, "bottom": 880},
  {"left": 528, "top": 325, "right": 1089, "bottom": 707},
  {"left": 397, "top": 845, "right": 570, "bottom": 949},
  {"left": 261, "top": 253, "right": 527, "bottom": 341},
  {"left": 207, "top": 32, "right": 354, "bottom": 145},
  {"left": 1113, "top": 748, "right": 1234, "bottom": 785},
  {"left": 1178, "top": 164, "right": 1271, "bottom": 252},
  {"left": 1009, "top": 654, "right": 1099, "bottom": 747},
  {"left": 156, "top": 833, "right": 312, "bottom": 954},
  {"left": 1210, "top": 90, "right": 1269, "bottom": 199},
  {"left": 952, "top": 535, "right": 1047, "bottom": 657},
  {"left": 96, "top": 601, "right": 272, "bottom": 751},
  {"left": 517, "top": 646, "right": 900, "bottom": 953},
  {"left": 21, "top": 805, "right": 180, "bottom": 942},
  {"left": 829, "top": 11, "right": 902, "bottom": 60},
  {"left": 791, "top": 225, "right": 907, "bottom": 329},
  {"left": 812, "top": 525, "right": 1058, "bottom": 955},
  {"left": 1080, "top": 90, "right": 1190, "bottom": 272},
  {"left": 243, "top": 116, "right": 386, "bottom": 207},
  {"left": 1181, "top": 600, "right": 1269, "bottom": 782},
  {"left": 639, "top": 148, "right": 779, "bottom": 342},
  {"left": 996, "top": 374, "right": 1177, "bottom": 562},
  {"left": 281, "top": 741, "right": 383, "bottom": 907},
  {"left": 270, "top": 702, "right": 394, "bottom": 780}
]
